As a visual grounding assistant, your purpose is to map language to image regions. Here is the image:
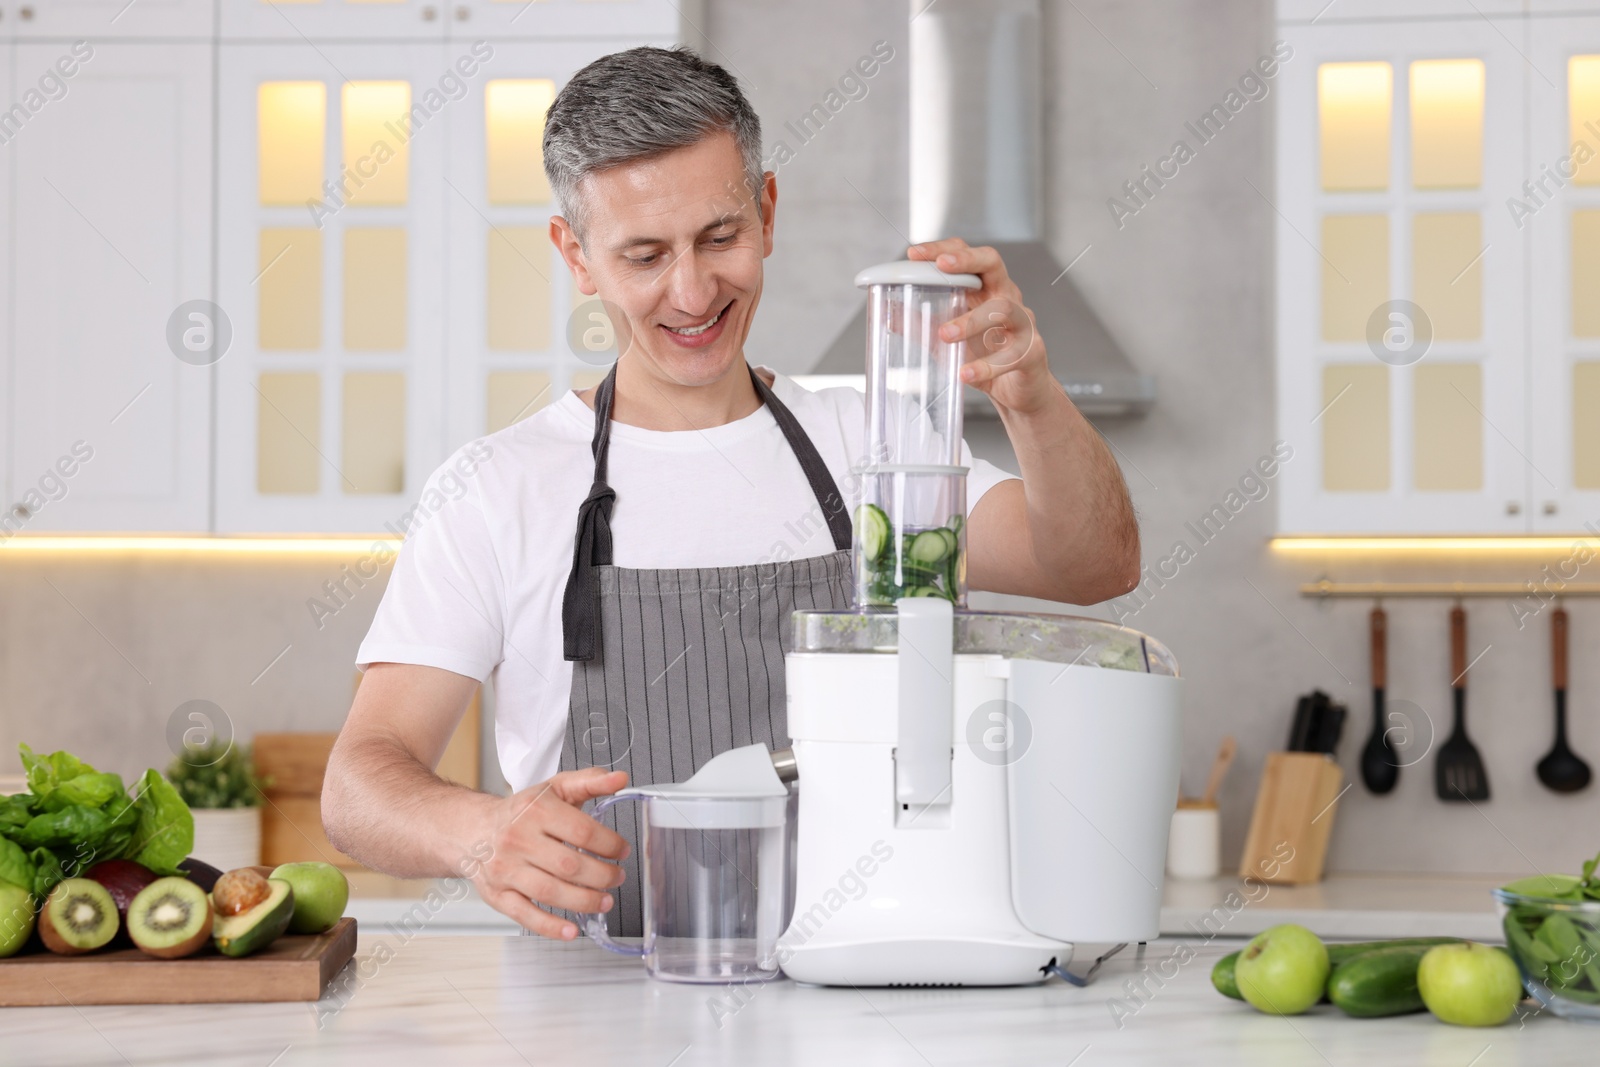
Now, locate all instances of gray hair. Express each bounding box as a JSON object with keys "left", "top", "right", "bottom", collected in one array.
[{"left": 542, "top": 46, "right": 765, "bottom": 244}]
